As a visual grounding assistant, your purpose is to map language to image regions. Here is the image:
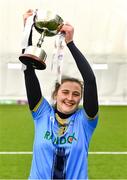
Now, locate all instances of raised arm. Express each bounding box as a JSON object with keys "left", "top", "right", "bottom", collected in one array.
[
  {"left": 60, "top": 24, "right": 99, "bottom": 119},
  {"left": 22, "top": 10, "right": 42, "bottom": 111}
]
